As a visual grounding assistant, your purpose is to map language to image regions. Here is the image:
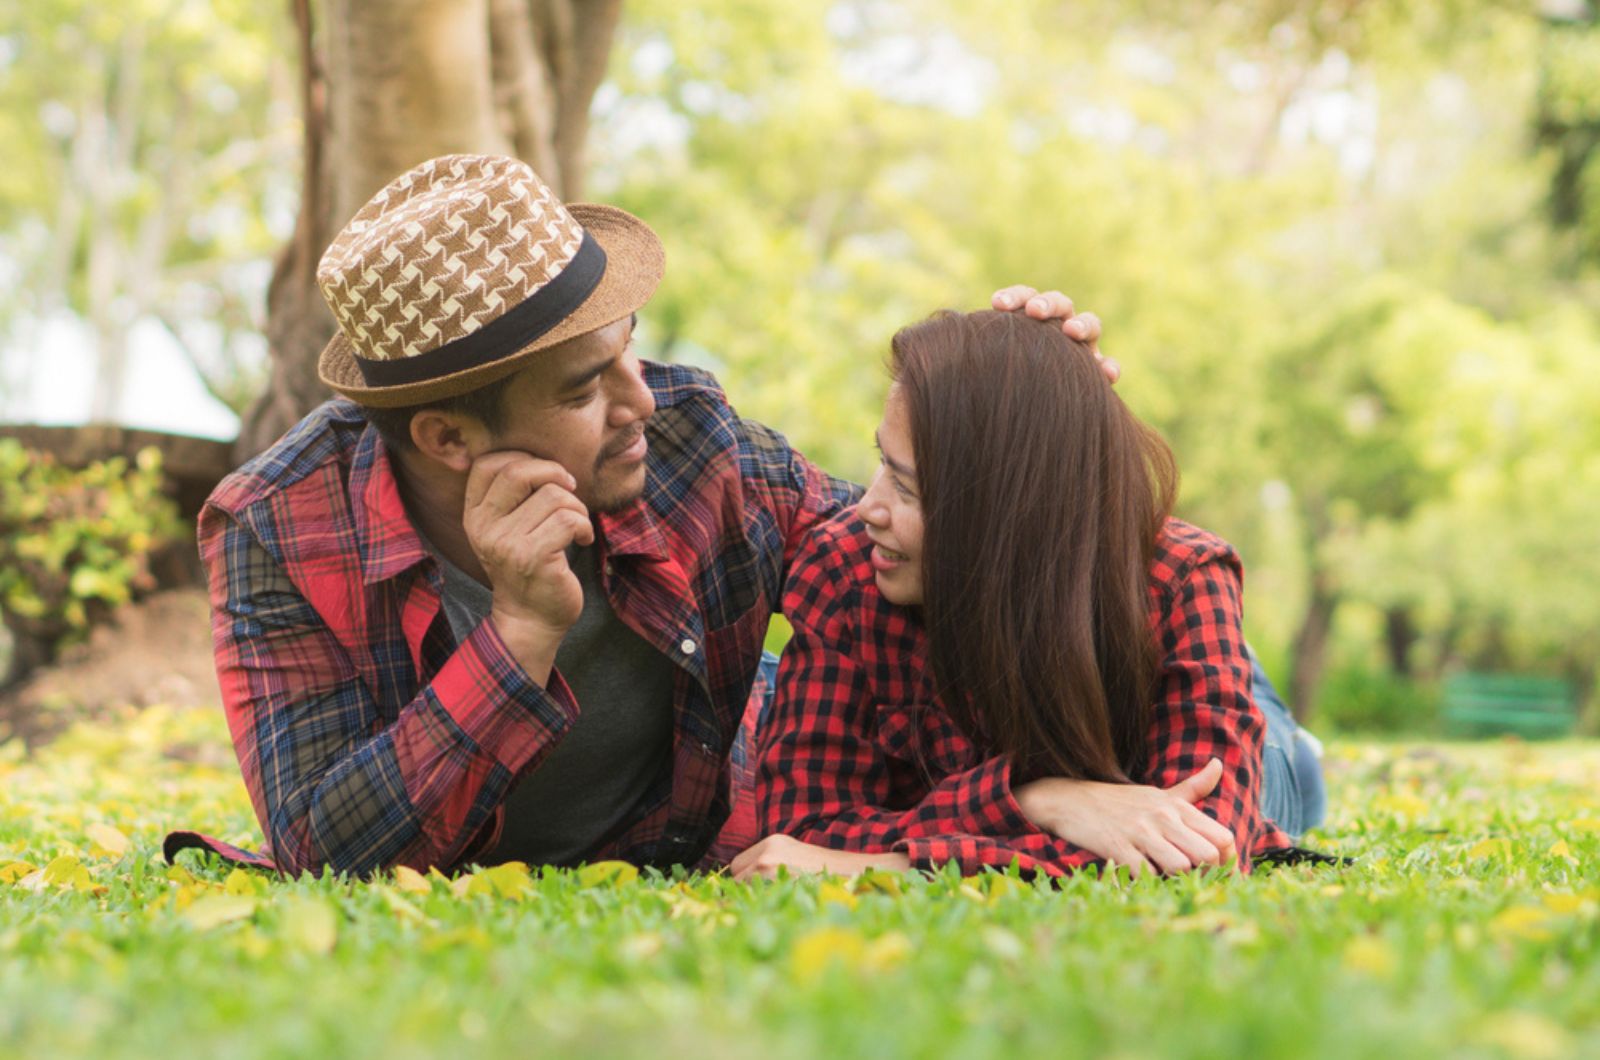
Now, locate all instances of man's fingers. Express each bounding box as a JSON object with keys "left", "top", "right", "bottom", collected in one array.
[
  {"left": 992, "top": 285, "right": 1040, "bottom": 310},
  {"left": 1166, "top": 758, "right": 1224, "bottom": 803},
  {"left": 466, "top": 453, "right": 574, "bottom": 515}
]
